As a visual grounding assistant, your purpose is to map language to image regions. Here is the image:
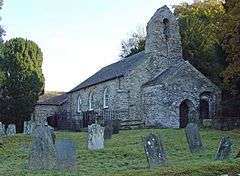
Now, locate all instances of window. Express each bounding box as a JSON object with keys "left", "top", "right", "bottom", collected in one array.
[
  {"left": 77, "top": 96, "right": 82, "bottom": 113},
  {"left": 89, "top": 92, "right": 94, "bottom": 110},
  {"left": 103, "top": 88, "right": 109, "bottom": 108},
  {"left": 163, "top": 18, "right": 170, "bottom": 40}
]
